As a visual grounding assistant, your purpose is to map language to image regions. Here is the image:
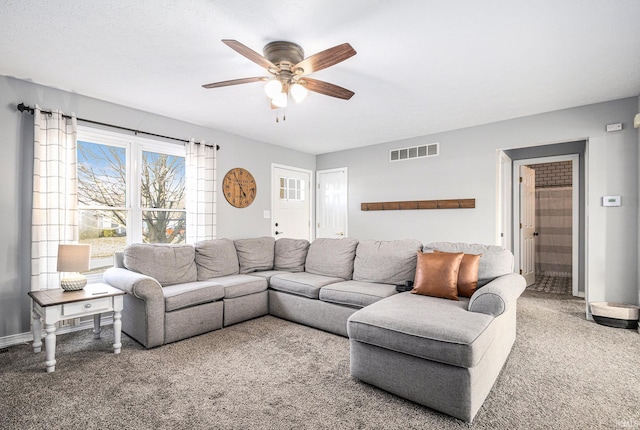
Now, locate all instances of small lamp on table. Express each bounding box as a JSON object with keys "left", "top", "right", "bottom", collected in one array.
[{"left": 57, "top": 244, "right": 91, "bottom": 291}]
